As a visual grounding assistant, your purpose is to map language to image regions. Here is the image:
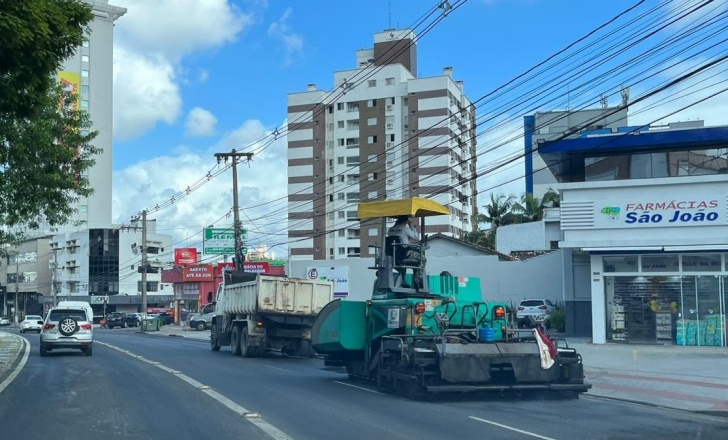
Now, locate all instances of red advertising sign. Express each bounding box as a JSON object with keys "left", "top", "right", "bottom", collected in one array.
[
  {"left": 215, "top": 262, "right": 270, "bottom": 275},
  {"left": 244, "top": 262, "right": 270, "bottom": 274},
  {"left": 175, "top": 248, "right": 198, "bottom": 265},
  {"left": 183, "top": 264, "right": 213, "bottom": 281}
]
